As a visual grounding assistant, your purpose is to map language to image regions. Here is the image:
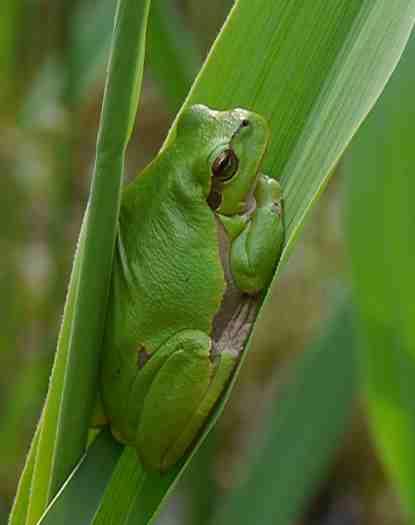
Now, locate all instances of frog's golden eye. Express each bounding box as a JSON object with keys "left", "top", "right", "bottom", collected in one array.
[{"left": 211, "top": 149, "right": 239, "bottom": 182}]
